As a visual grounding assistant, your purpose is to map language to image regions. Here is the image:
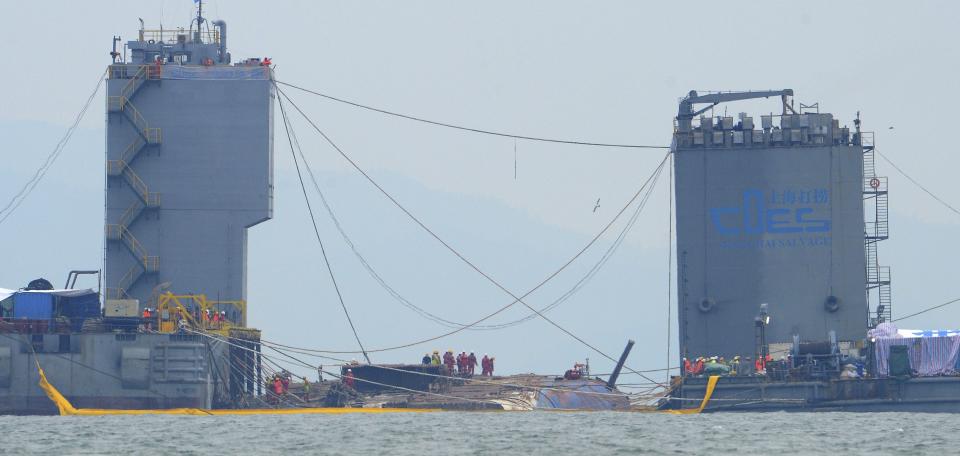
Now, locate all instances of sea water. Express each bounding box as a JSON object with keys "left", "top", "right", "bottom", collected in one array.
[{"left": 3, "top": 411, "right": 956, "bottom": 455}]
